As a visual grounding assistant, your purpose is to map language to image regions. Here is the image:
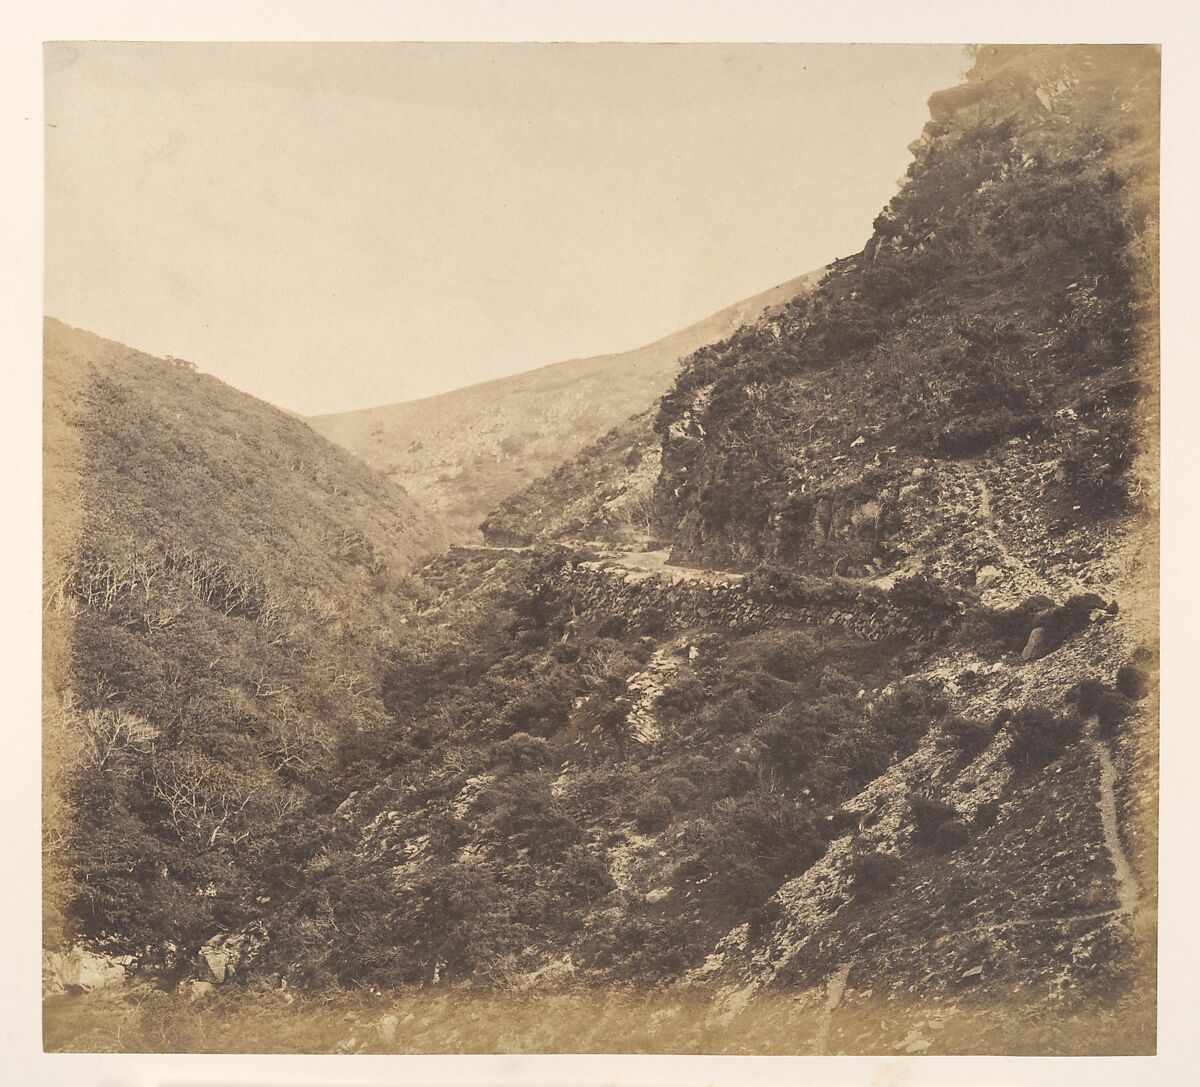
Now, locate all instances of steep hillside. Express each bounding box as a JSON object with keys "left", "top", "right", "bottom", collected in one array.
[
  {"left": 476, "top": 409, "right": 662, "bottom": 549},
  {"left": 312, "top": 44, "right": 1157, "bottom": 1051},
  {"left": 43, "top": 318, "right": 446, "bottom": 963},
  {"left": 308, "top": 271, "right": 821, "bottom": 541},
  {"left": 654, "top": 44, "right": 1158, "bottom": 580}
]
